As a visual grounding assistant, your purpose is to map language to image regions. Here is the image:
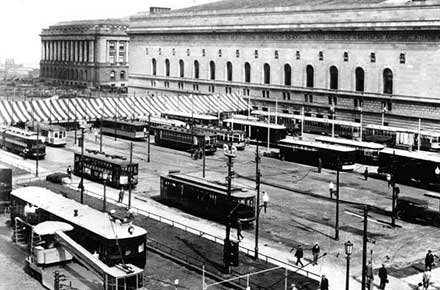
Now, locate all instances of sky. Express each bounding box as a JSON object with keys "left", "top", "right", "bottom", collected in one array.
[{"left": 0, "top": 0, "right": 218, "bottom": 68}]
